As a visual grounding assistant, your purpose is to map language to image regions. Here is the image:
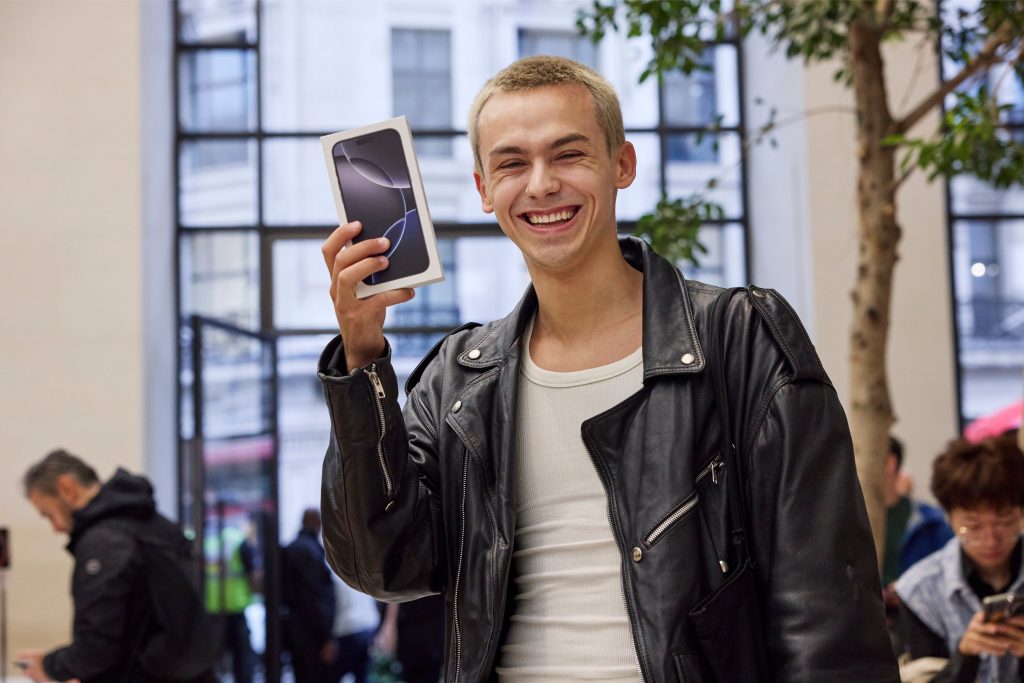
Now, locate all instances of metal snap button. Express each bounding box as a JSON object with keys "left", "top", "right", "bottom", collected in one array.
[
  {"left": 632, "top": 547, "right": 643, "bottom": 562},
  {"left": 751, "top": 288, "right": 766, "bottom": 298},
  {"left": 681, "top": 353, "right": 695, "bottom": 365},
  {"left": 452, "top": 400, "right": 462, "bottom": 413},
  {"left": 467, "top": 349, "right": 481, "bottom": 360}
]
